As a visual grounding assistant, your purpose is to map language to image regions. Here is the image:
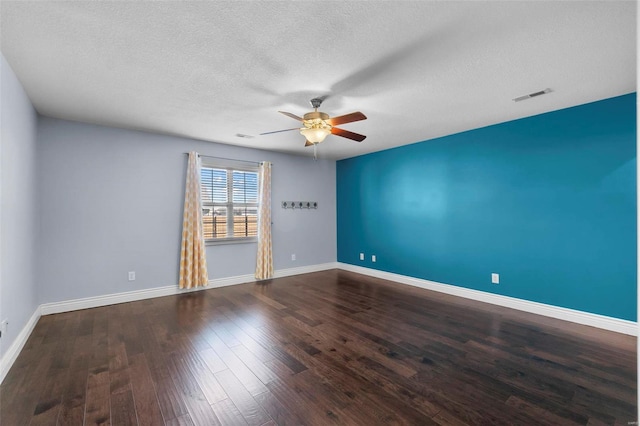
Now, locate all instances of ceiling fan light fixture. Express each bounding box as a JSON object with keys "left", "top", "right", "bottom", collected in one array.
[
  {"left": 300, "top": 126, "right": 331, "bottom": 144},
  {"left": 300, "top": 117, "right": 332, "bottom": 144}
]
